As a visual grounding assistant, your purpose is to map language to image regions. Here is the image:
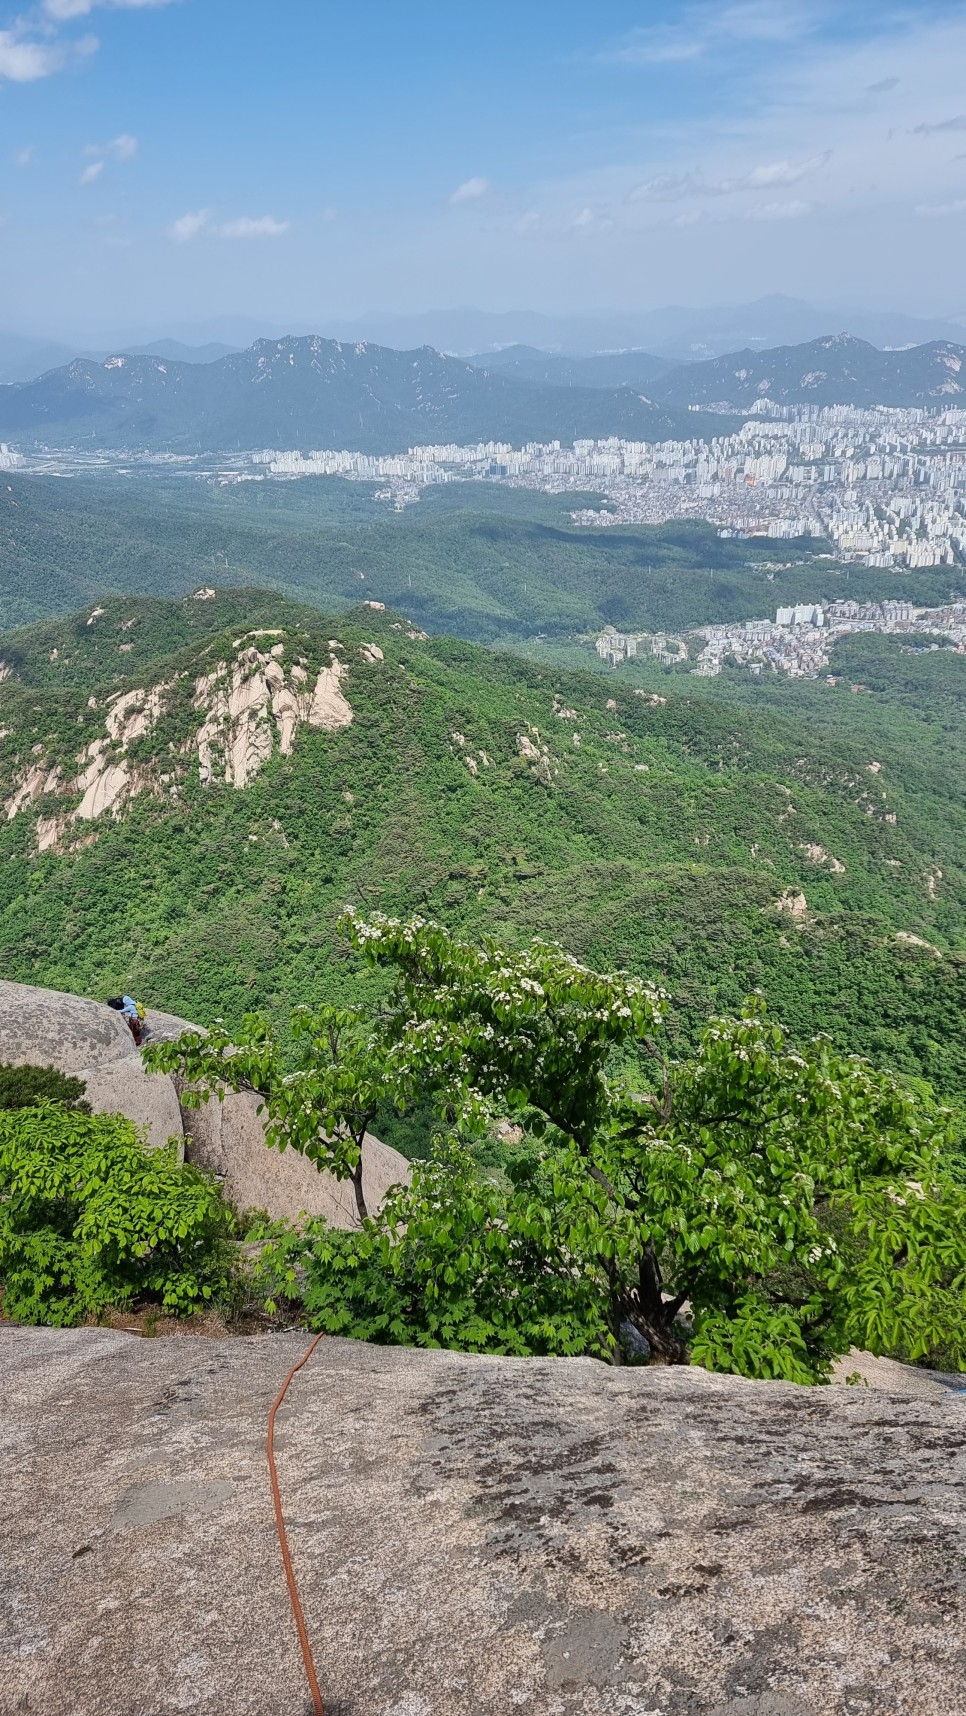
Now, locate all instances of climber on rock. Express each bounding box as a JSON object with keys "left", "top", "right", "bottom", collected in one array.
[{"left": 107, "top": 994, "right": 146, "bottom": 1047}]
